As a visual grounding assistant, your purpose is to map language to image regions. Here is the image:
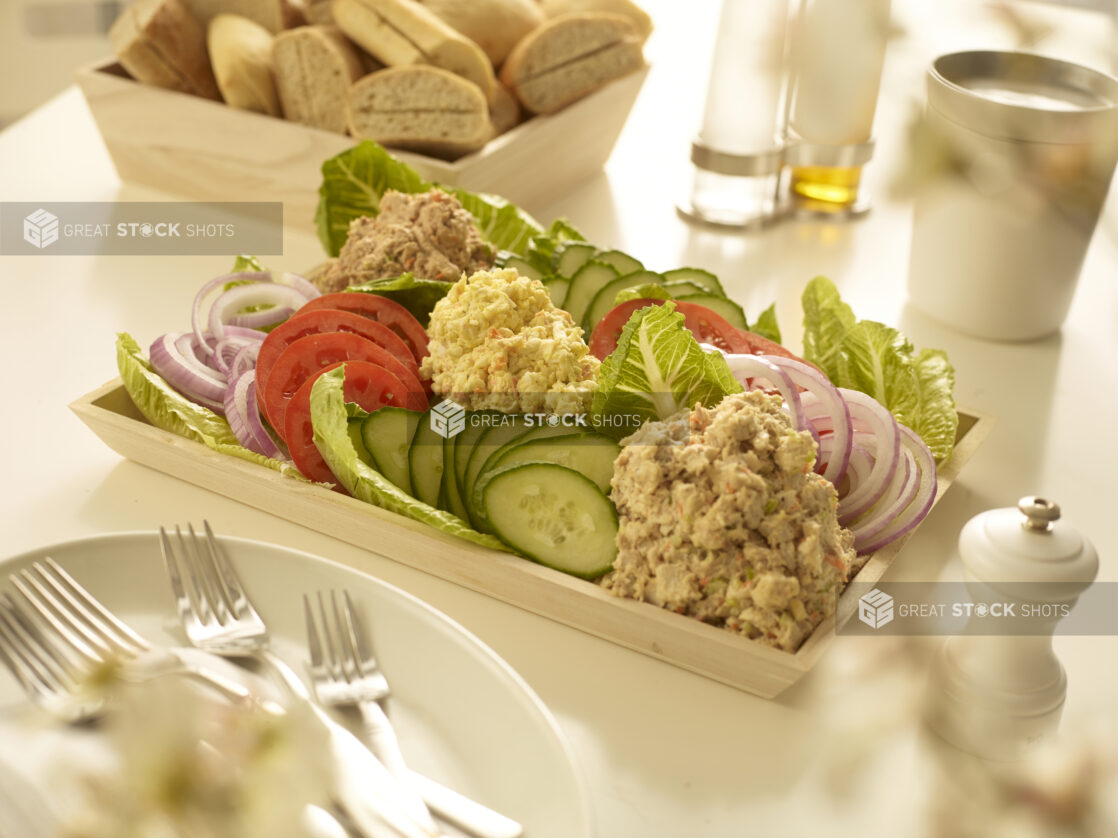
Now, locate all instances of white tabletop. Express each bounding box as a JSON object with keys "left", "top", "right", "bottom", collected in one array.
[{"left": 2, "top": 2, "right": 1116, "bottom": 835}]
